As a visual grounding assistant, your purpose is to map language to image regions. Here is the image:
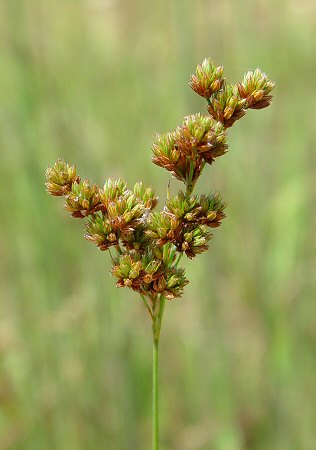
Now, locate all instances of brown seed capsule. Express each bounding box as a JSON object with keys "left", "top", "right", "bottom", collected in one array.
[
  {"left": 167, "top": 230, "right": 175, "bottom": 239},
  {"left": 143, "top": 274, "right": 153, "bottom": 283},
  {"left": 182, "top": 242, "right": 190, "bottom": 251},
  {"left": 223, "top": 107, "right": 234, "bottom": 120},
  {"left": 206, "top": 211, "right": 217, "bottom": 221},
  {"left": 253, "top": 89, "right": 264, "bottom": 101},
  {"left": 108, "top": 233, "right": 117, "bottom": 242},
  {"left": 210, "top": 79, "right": 223, "bottom": 92},
  {"left": 153, "top": 275, "right": 167, "bottom": 292}
]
